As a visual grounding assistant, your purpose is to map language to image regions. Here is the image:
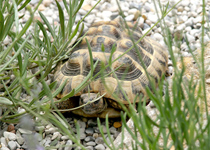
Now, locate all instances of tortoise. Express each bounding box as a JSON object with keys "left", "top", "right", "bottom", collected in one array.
[{"left": 53, "top": 18, "right": 168, "bottom": 118}]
